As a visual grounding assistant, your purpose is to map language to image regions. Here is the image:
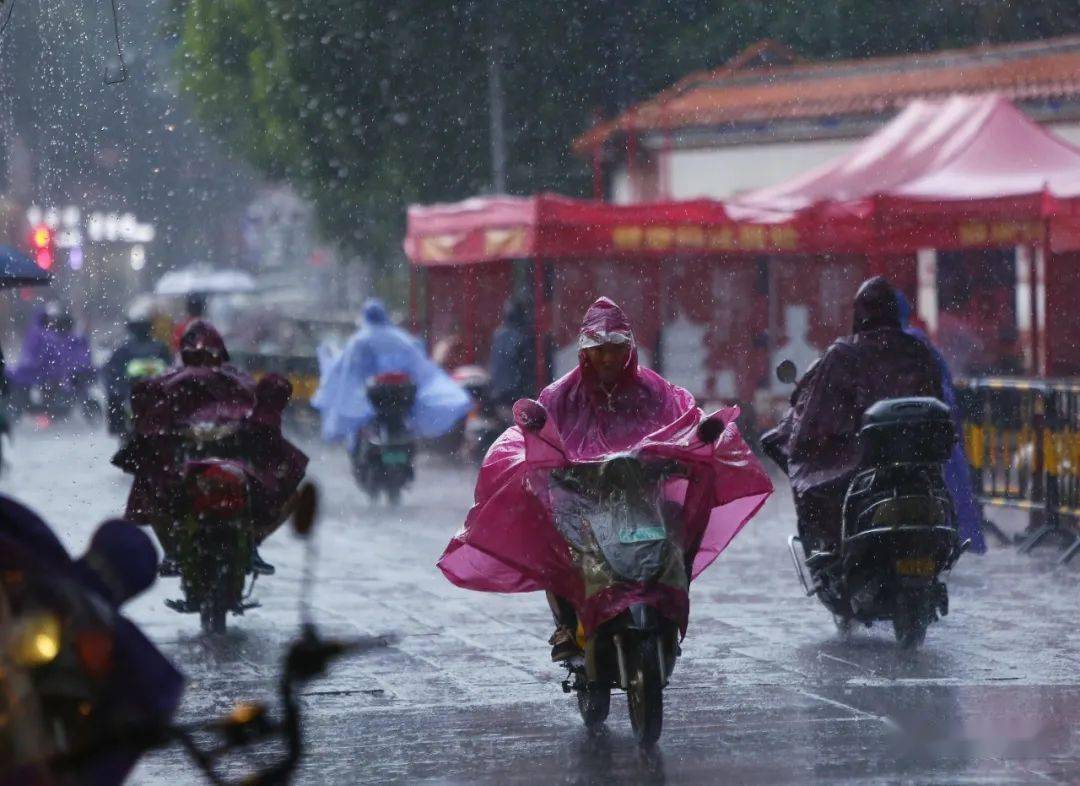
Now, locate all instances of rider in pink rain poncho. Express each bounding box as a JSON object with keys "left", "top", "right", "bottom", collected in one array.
[{"left": 439, "top": 297, "right": 773, "bottom": 660}]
